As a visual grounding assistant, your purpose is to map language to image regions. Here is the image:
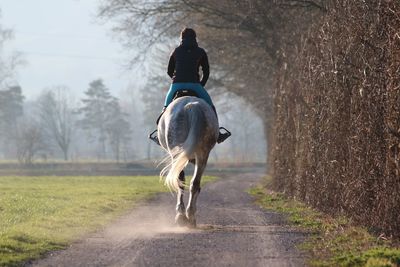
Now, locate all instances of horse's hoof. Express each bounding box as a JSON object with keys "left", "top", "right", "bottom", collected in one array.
[
  {"left": 187, "top": 217, "right": 197, "bottom": 228},
  {"left": 175, "top": 213, "right": 188, "bottom": 227}
]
